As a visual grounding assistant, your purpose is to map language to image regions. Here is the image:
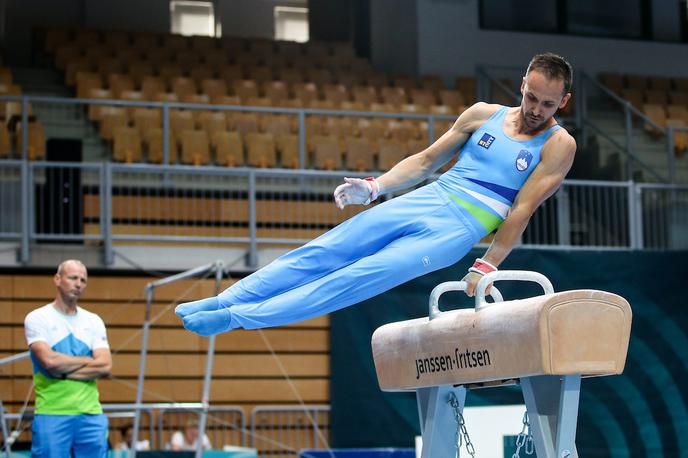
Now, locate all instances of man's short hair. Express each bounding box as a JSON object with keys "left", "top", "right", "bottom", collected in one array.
[
  {"left": 56, "top": 259, "right": 86, "bottom": 276},
  {"left": 526, "top": 53, "right": 573, "bottom": 96}
]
